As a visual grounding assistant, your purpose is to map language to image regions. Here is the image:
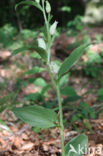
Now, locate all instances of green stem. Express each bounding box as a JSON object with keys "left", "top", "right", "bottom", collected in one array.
[
  {"left": 42, "top": 0, "right": 51, "bottom": 63},
  {"left": 56, "top": 83, "right": 65, "bottom": 156},
  {"left": 48, "top": 65, "right": 65, "bottom": 155},
  {"left": 43, "top": 10, "right": 51, "bottom": 63},
  {"left": 47, "top": 62, "right": 65, "bottom": 156},
  {"left": 47, "top": 48, "right": 51, "bottom": 64},
  {"left": 48, "top": 64, "right": 56, "bottom": 88},
  {"left": 41, "top": 1, "right": 65, "bottom": 155}
]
